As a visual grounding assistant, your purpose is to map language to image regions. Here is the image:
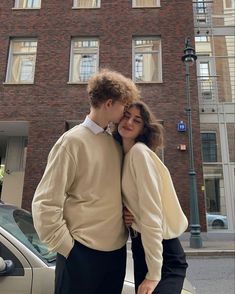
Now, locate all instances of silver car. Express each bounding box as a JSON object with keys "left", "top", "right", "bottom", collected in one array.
[
  {"left": 206, "top": 213, "right": 228, "bottom": 229},
  {"left": 0, "top": 204, "right": 196, "bottom": 294}
]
